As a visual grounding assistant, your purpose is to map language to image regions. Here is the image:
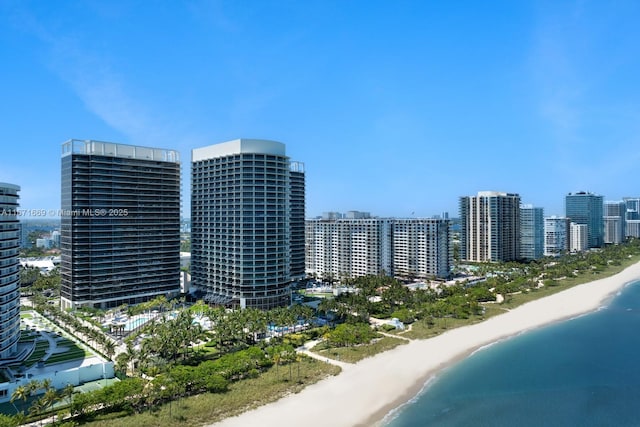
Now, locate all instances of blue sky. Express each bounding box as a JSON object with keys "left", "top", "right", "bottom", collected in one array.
[{"left": 2, "top": 1, "right": 639, "bottom": 219}]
